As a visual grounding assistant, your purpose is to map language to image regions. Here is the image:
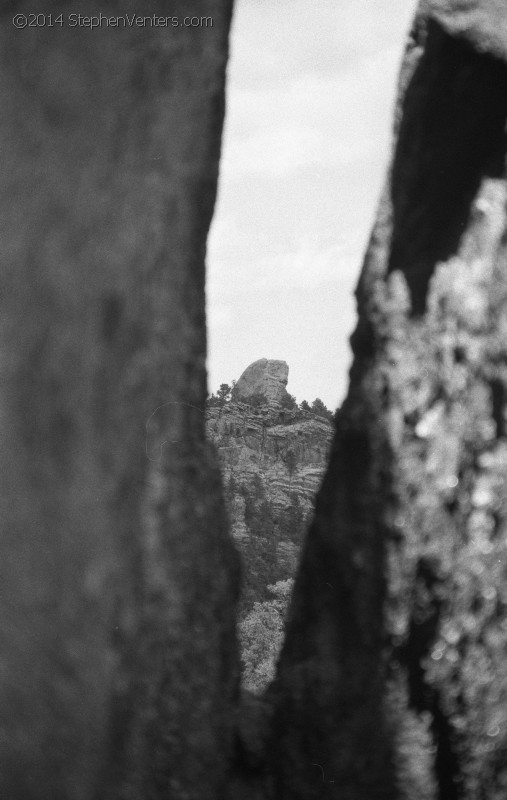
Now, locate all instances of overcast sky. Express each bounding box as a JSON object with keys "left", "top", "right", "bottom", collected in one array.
[{"left": 207, "top": 0, "right": 417, "bottom": 409}]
